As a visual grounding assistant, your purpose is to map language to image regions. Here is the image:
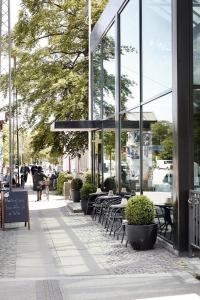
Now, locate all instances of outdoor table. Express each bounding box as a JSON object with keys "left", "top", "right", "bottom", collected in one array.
[{"left": 110, "top": 203, "right": 127, "bottom": 209}]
